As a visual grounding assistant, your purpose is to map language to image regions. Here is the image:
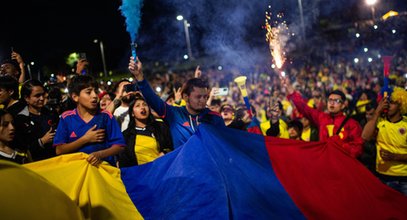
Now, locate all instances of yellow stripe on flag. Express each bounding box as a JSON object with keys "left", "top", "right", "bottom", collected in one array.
[
  {"left": 0, "top": 160, "right": 83, "bottom": 220},
  {"left": 24, "top": 153, "right": 143, "bottom": 220}
]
